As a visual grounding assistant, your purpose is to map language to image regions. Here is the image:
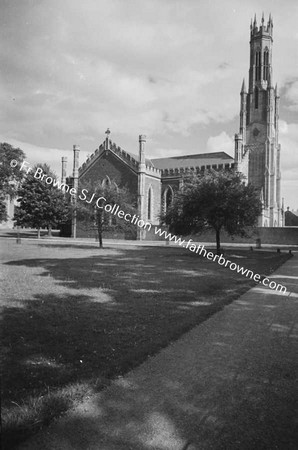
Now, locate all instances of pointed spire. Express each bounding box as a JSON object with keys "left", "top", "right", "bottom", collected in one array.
[
  {"left": 250, "top": 18, "right": 253, "bottom": 31},
  {"left": 253, "top": 13, "right": 257, "bottom": 28},
  {"left": 269, "top": 13, "right": 273, "bottom": 25},
  {"left": 266, "top": 13, "right": 273, "bottom": 35},
  {"left": 275, "top": 83, "right": 280, "bottom": 97},
  {"left": 241, "top": 78, "right": 247, "bottom": 93},
  {"left": 261, "top": 12, "right": 264, "bottom": 25}
]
